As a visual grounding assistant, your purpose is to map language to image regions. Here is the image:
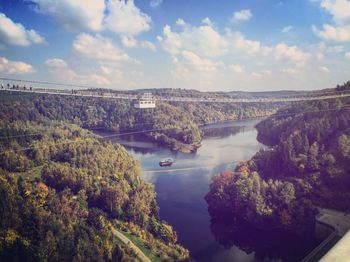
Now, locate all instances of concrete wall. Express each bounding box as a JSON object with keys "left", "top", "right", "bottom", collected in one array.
[{"left": 320, "top": 230, "right": 350, "bottom": 261}]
